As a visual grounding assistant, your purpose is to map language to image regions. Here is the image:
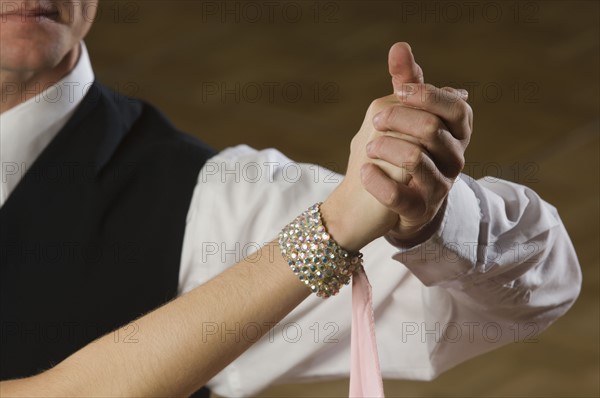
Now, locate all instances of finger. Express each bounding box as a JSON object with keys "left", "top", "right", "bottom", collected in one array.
[
  {"left": 360, "top": 162, "right": 425, "bottom": 222},
  {"left": 394, "top": 83, "right": 473, "bottom": 141},
  {"left": 367, "top": 135, "right": 458, "bottom": 184},
  {"left": 365, "top": 148, "right": 452, "bottom": 228},
  {"left": 388, "top": 42, "right": 424, "bottom": 93},
  {"left": 370, "top": 157, "right": 412, "bottom": 185},
  {"left": 371, "top": 107, "right": 466, "bottom": 179},
  {"left": 394, "top": 86, "right": 467, "bottom": 105},
  {"left": 441, "top": 86, "right": 469, "bottom": 101}
]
